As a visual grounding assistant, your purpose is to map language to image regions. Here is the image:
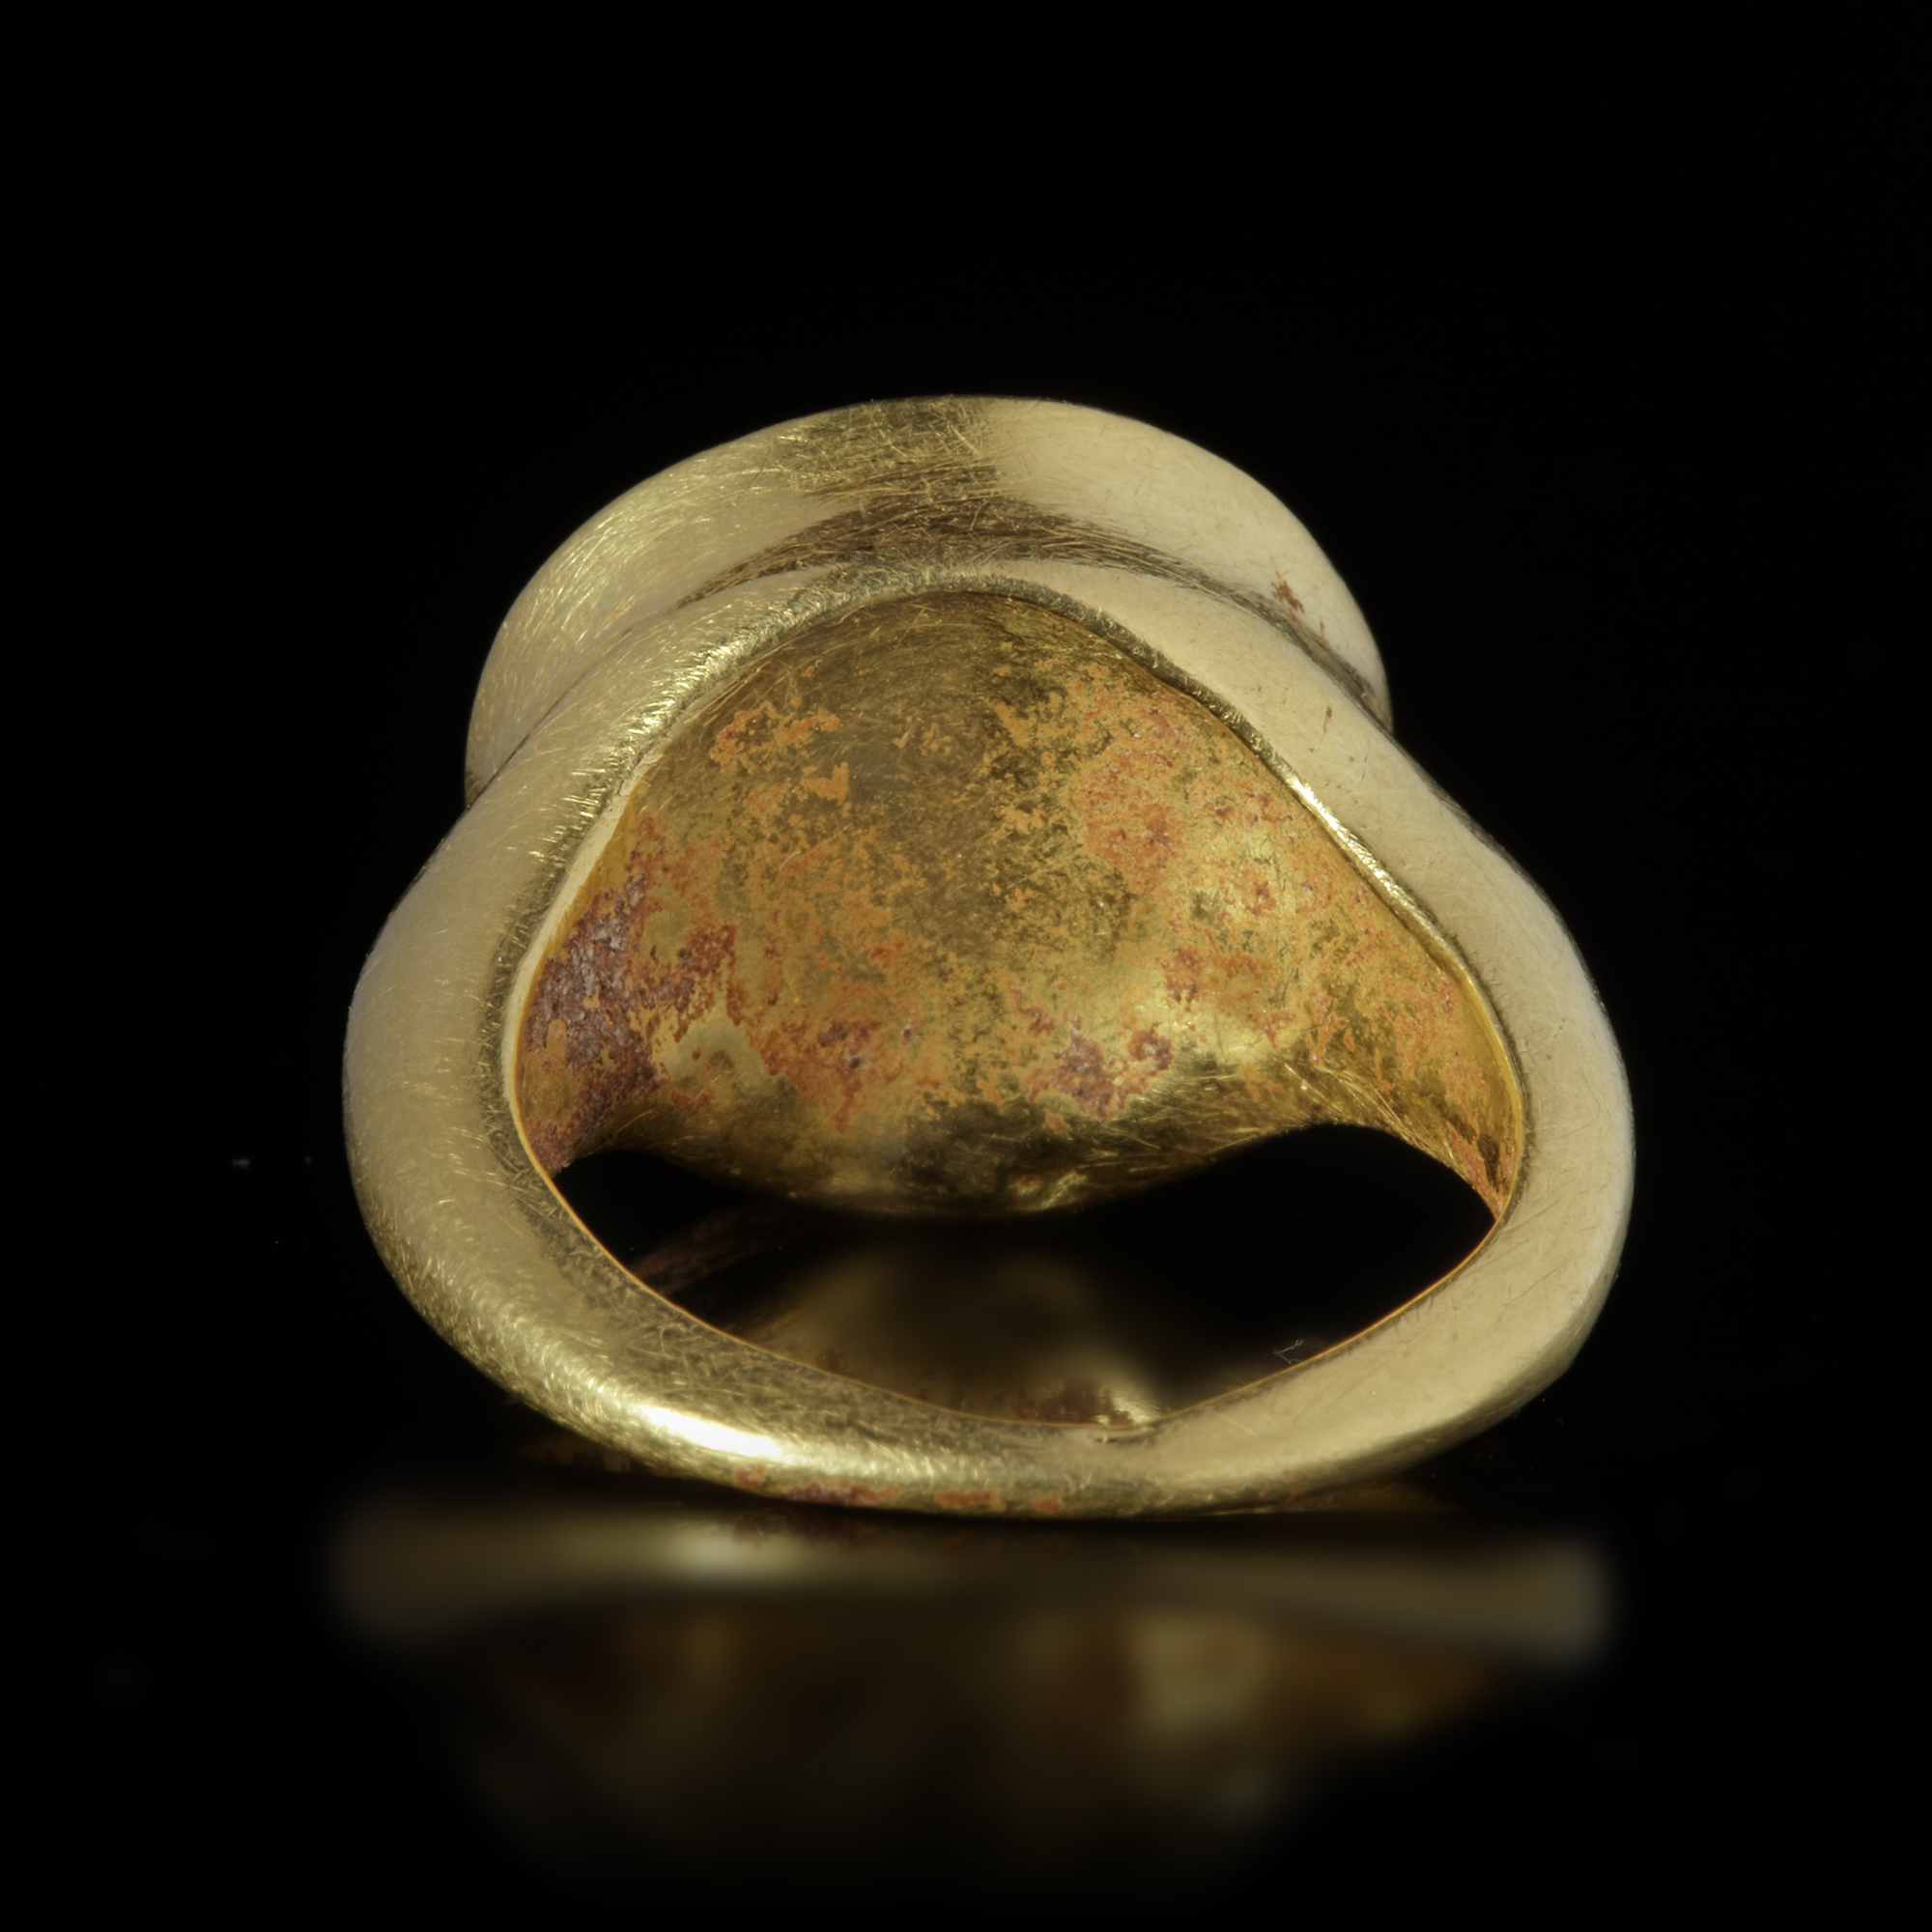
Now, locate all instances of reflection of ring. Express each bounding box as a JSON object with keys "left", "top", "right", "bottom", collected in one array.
[{"left": 345, "top": 399, "right": 1632, "bottom": 1517}]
